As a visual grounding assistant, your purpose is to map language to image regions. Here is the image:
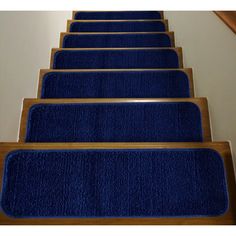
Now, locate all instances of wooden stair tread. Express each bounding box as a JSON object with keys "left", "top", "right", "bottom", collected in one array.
[
  {"left": 72, "top": 11, "right": 164, "bottom": 20},
  {"left": 38, "top": 68, "right": 194, "bottom": 98},
  {"left": 18, "top": 98, "right": 211, "bottom": 142},
  {"left": 60, "top": 31, "right": 175, "bottom": 48},
  {"left": 0, "top": 141, "right": 235, "bottom": 225},
  {"left": 67, "top": 19, "right": 169, "bottom": 32},
  {"left": 50, "top": 47, "right": 183, "bottom": 69}
]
